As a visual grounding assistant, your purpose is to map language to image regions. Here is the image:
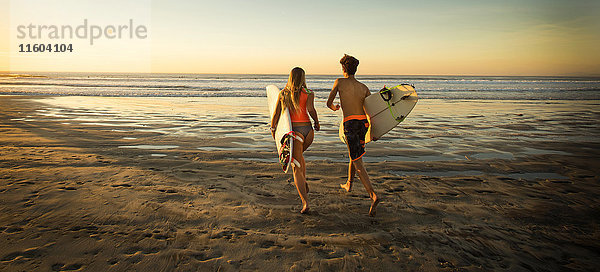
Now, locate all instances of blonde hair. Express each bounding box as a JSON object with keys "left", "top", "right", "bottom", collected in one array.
[{"left": 280, "top": 67, "right": 307, "bottom": 112}]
